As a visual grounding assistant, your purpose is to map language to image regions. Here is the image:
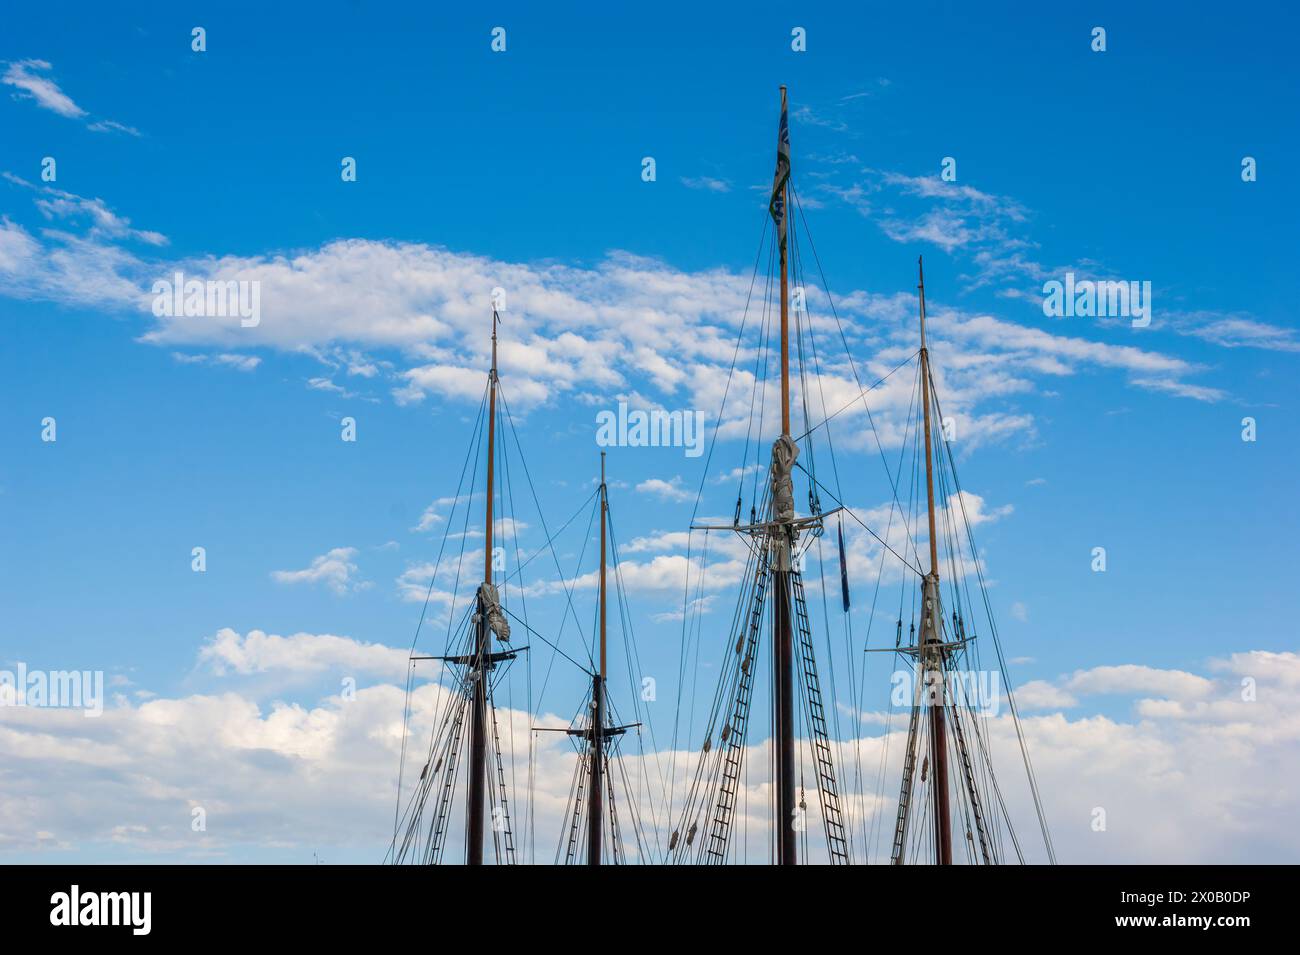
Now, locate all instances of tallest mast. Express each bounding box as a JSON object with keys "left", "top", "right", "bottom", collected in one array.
[
  {"left": 667, "top": 85, "right": 849, "bottom": 866},
  {"left": 917, "top": 258, "right": 953, "bottom": 865},
  {"left": 466, "top": 309, "right": 500, "bottom": 866},
  {"left": 769, "top": 85, "right": 798, "bottom": 865}
]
